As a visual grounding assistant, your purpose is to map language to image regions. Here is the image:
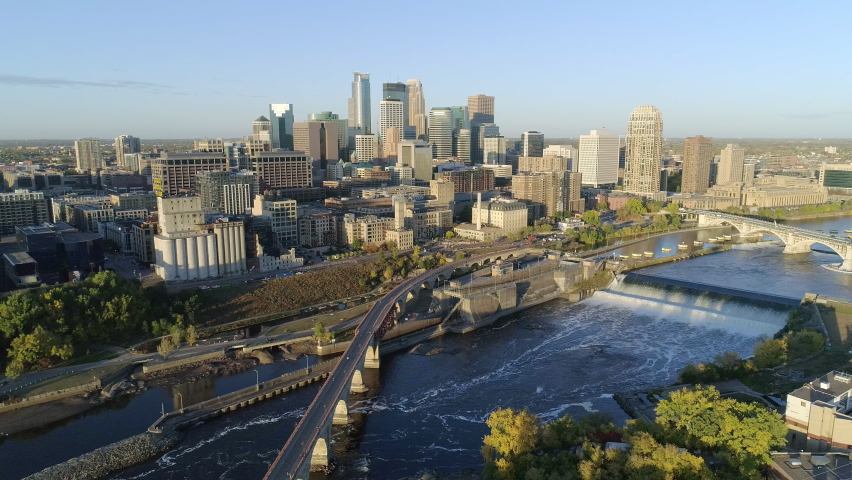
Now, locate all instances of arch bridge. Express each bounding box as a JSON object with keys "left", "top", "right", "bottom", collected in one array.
[
  {"left": 263, "top": 247, "right": 537, "bottom": 480},
  {"left": 690, "top": 209, "right": 852, "bottom": 270}
]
